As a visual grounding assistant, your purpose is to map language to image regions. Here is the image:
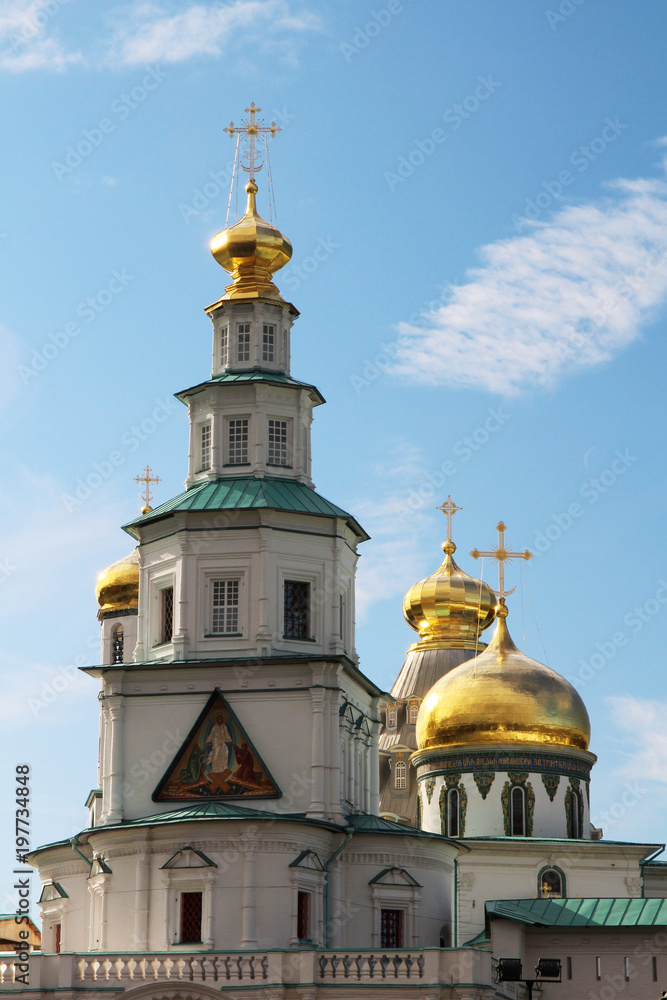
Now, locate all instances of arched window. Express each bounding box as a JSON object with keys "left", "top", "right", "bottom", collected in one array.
[
  {"left": 446, "top": 788, "right": 459, "bottom": 837},
  {"left": 394, "top": 760, "right": 407, "bottom": 789},
  {"left": 511, "top": 786, "right": 526, "bottom": 836},
  {"left": 408, "top": 702, "right": 419, "bottom": 725},
  {"left": 568, "top": 790, "right": 581, "bottom": 839},
  {"left": 111, "top": 624, "right": 124, "bottom": 664},
  {"left": 539, "top": 867, "right": 564, "bottom": 898},
  {"left": 387, "top": 705, "right": 397, "bottom": 730},
  {"left": 439, "top": 924, "right": 452, "bottom": 947}
]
